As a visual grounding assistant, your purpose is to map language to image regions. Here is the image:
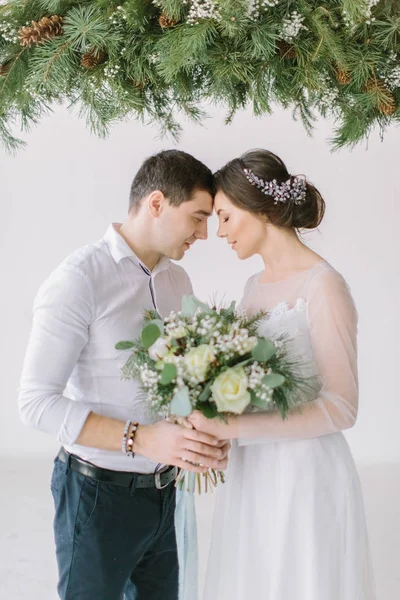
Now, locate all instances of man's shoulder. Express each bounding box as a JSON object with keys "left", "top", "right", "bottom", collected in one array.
[
  {"left": 60, "top": 238, "right": 109, "bottom": 275},
  {"left": 163, "top": 262, "right": 193, "bottom": 295},
  {"left": 38, "top": 239, "right": 111, "bottom": 296},
  {"left": 167, "top": 261, "right": 191, "bottom": 280}
]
